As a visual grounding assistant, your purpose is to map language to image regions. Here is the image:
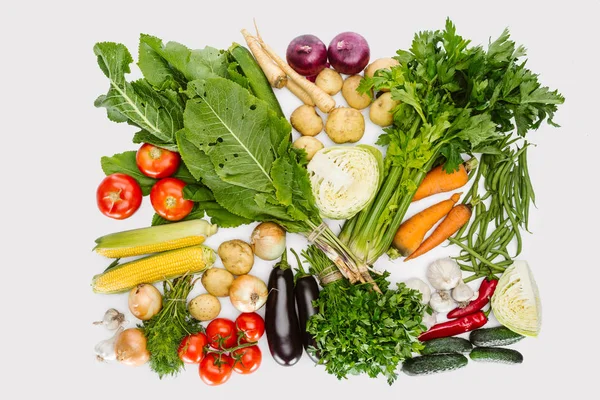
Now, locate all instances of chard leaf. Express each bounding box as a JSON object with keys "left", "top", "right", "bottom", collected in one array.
[
  {"left": 94, "top": 42, "right": 183, "bottom": 144},
  {"left": 138, "top": 34, "right": 186, "bottom": 91}
]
